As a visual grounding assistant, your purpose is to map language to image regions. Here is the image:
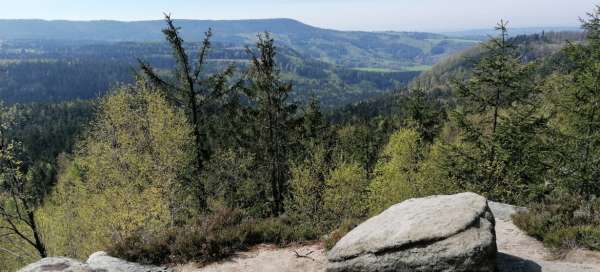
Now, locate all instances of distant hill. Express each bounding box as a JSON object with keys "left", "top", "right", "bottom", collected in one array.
[
  {"left": 411, "top": 31, "right": 585, "bottom": 94},
  {"left": 329, "top": 31, "right": 586, "bottom": 121},
  {"left": 0, "top": 18, "right": 479, "bottom": 70}
]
